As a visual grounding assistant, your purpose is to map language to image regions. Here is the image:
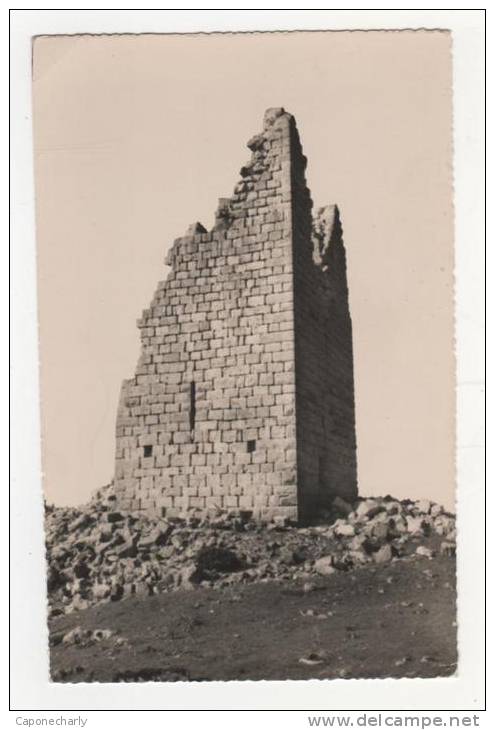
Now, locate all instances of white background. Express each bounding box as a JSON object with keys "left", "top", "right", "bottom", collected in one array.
[{"left": 7, "top": 5, "right": 487, "bottom": 723}]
